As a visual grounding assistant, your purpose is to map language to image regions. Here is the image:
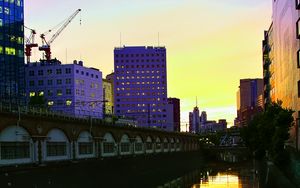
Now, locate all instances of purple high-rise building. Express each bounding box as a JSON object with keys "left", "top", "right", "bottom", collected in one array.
[
  {"left": 25, "top": 60, "right": 103, "bottom": 119},
  {"left": 114, "top": 46, "right": 168, "bottom": 129}
]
